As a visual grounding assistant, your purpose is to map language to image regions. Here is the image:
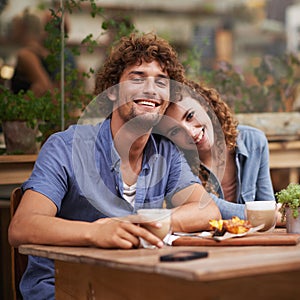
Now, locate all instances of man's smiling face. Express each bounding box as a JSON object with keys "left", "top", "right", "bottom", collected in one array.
[{"left": 111, "top": 60, "right": 170, "bottom": 130}]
